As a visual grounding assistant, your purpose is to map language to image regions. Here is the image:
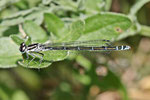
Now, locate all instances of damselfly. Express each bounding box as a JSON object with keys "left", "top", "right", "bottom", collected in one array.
[{"left": 19, "top": 39, "right": 131, "bottom": 66}]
